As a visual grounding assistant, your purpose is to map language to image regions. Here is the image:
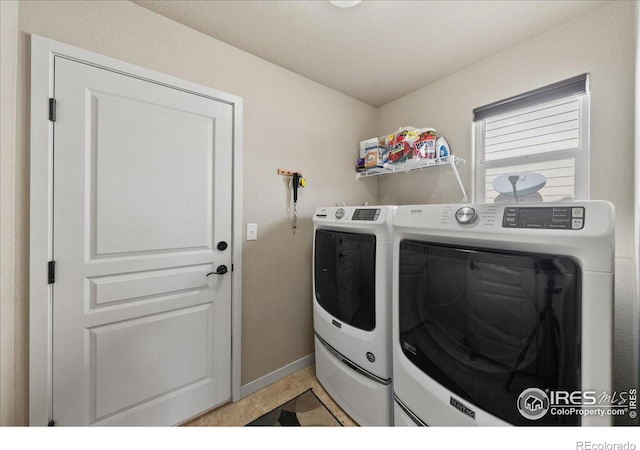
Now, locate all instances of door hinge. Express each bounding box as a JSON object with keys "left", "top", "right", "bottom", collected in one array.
[
  {"left": 232, "top": 264, "right": 234, "bottom": 272},
  {"left": 48, "top": 260, "right": 56, "bottom": 284},
  {"left": 48, "top": 420, "right": 56, "bottom": 427},
  {"left": 49, "top": 98, "right": 56, "bottom": 122}
]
